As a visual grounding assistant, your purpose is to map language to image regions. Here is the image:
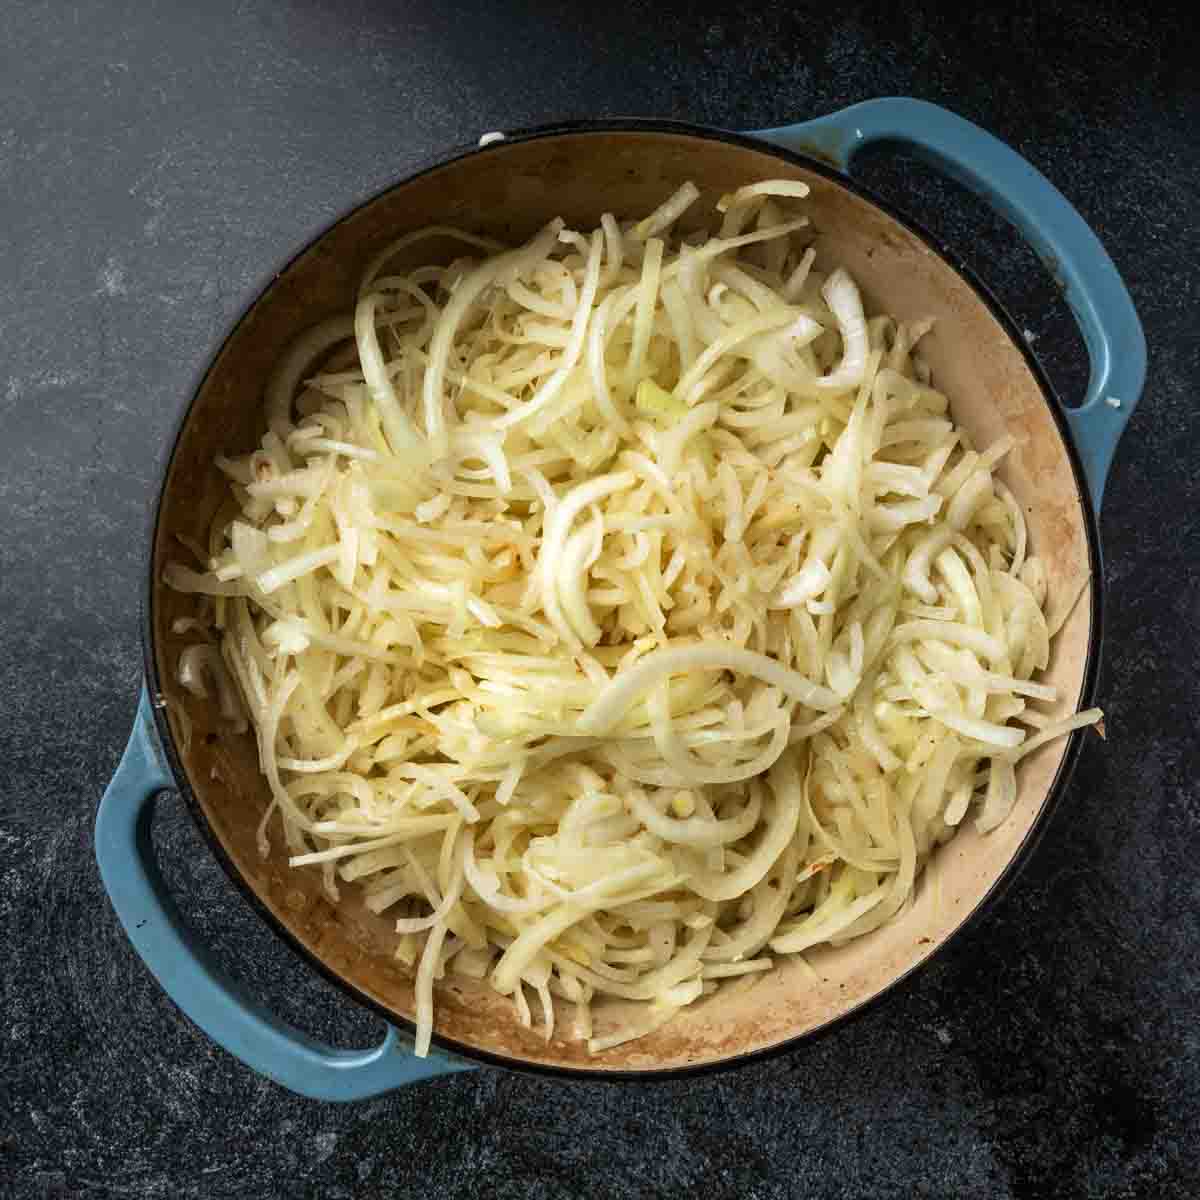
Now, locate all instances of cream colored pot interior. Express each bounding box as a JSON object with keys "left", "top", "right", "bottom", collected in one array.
[{"left": 151, "top": 129, "right": 1094, "bottom": 1073}]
